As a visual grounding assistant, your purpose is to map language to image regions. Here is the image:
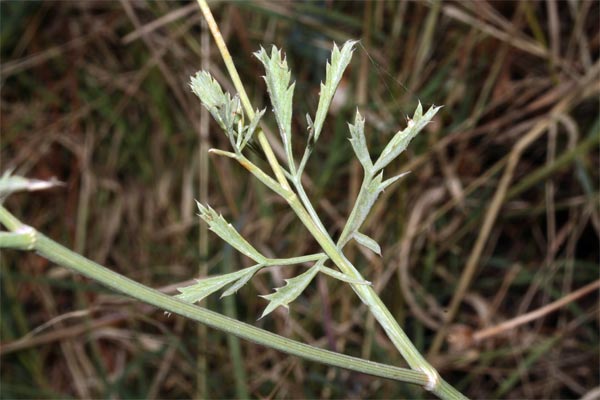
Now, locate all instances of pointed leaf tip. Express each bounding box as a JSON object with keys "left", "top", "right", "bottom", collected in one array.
[
  {"left": 348, "top": 109, "right": 372, "bottom": 171},
  {"left": 311, "top": 39, "right": 357, "bottom": 142},
  {"left": 255, "top": 43, "right": 295, "bottom": 169},
  {"left": 379, "top": 171, "right": 411, "bottom": 192},
  {"left": 259, "top": 265, "right": 320, "bottom": 319},
  {"left": 196, "top": 205, "right": 266, "bottom": 263},
  {"left": 353, "top": 232, "right": 382, "bottom": 256},
  {"left": 176, "top": 264, "right": 264, "bottom": 304},
  {"left": 373, "top": 103, "right": 442, "bottom": 172}
]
